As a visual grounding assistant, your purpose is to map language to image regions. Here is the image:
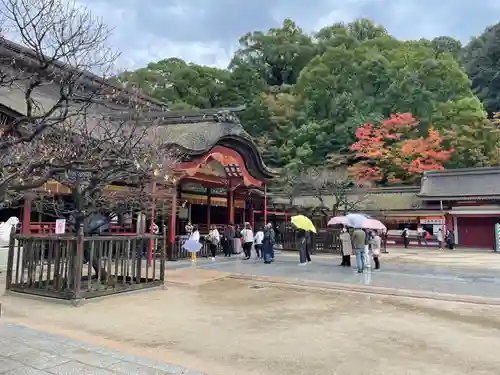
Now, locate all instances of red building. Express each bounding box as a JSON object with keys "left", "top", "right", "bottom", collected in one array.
[{"left": 418, "top": 167, "right": 500, "bottom": 250}]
